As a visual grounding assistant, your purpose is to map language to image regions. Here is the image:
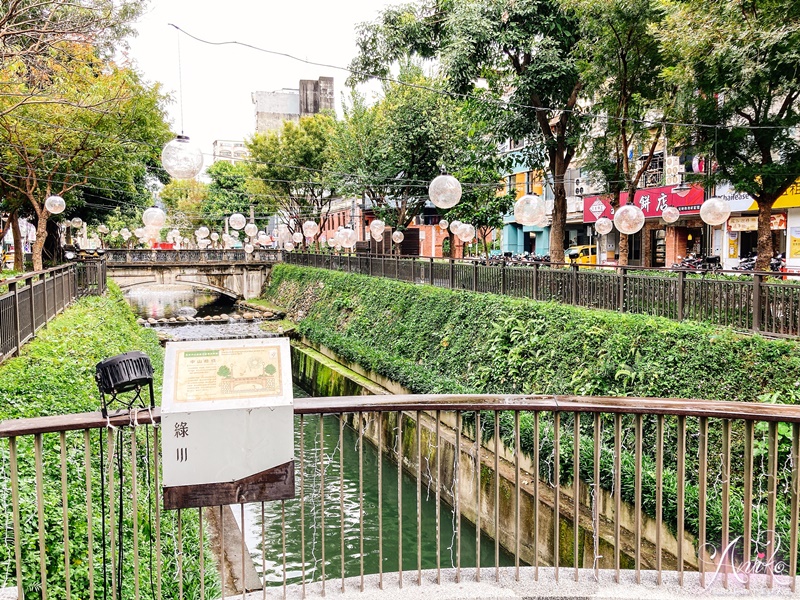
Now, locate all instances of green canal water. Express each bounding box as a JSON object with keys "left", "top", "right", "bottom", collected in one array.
[{"left": 242, "top": 386, "right": 515, "bottom": 586}]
